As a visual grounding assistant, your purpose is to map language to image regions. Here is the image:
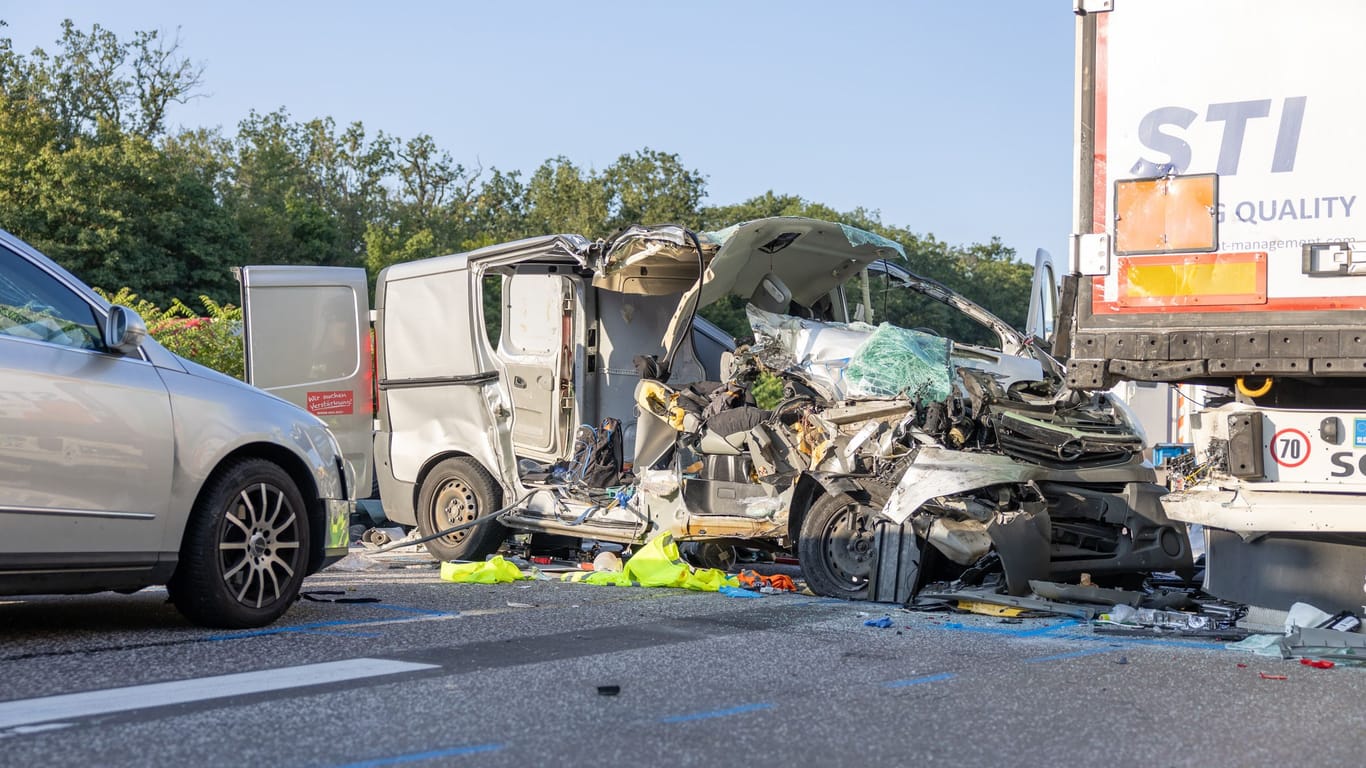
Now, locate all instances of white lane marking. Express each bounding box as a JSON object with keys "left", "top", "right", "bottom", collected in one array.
[{"left": 0, "top": 658, "right": 437, "bottom": 729}]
